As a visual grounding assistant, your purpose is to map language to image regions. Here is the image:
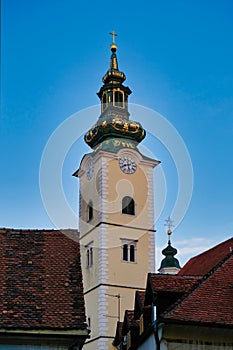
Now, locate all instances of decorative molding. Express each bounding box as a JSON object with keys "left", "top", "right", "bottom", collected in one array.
[
  {"left": 98, "top": 285, "right": 109, "bottom": 340},
  {"left": 98, "top": 225, "right": 109, "bottom": 284},
  {"left": 98, "top": 337, "right": 109, "bottom": 350},
  {"left": 98, "top": 157, "right": 109, "bottom": 222},
  {"left": 159, "top": 266, "right": 180, "bottom": 275},
  {"left": 148, "top": 232, "right": 155, "bottom": 272},
  {"left": 146, "top": 168, "right": 155, "bottom": 272}
]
